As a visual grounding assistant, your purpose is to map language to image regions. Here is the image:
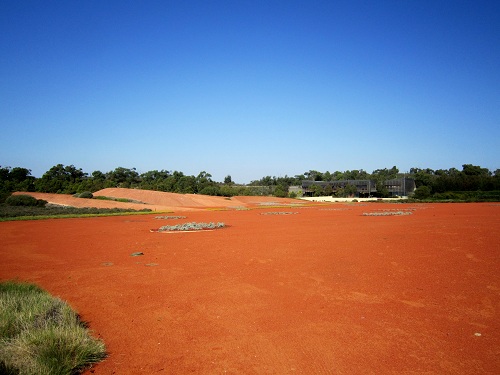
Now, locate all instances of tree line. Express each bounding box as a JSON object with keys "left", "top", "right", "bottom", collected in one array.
[{"left": 1, "top": 163, "right": 499, "bottom": 202}]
